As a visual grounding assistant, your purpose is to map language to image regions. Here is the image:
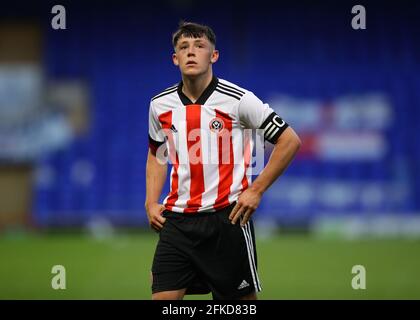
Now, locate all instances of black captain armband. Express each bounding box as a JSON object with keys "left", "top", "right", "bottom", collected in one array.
[{"left": 259, "top": 112, "right": 289, "bottom": 144}]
